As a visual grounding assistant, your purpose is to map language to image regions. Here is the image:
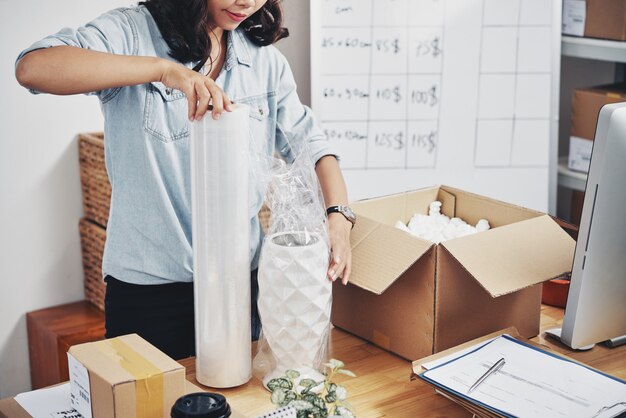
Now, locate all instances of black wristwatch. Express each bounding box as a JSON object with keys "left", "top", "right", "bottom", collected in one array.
[{"left": 326, "top": 205, "right": 356, "bottom": 228}]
